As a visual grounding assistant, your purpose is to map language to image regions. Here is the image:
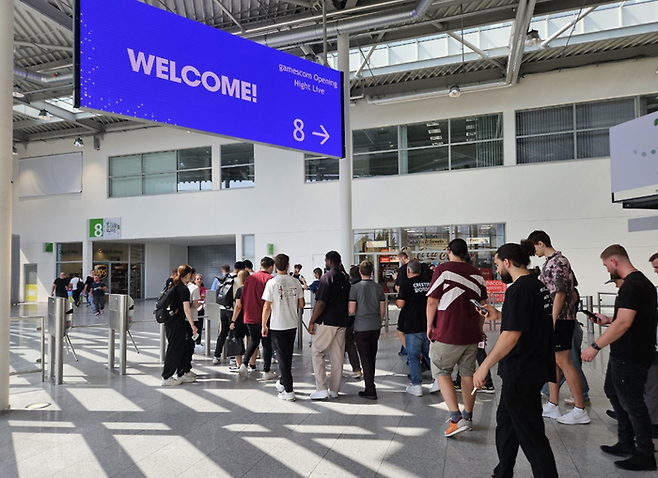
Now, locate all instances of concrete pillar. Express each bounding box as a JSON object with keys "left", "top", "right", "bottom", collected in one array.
[
  {"left": 337, "top": 34, "right": 354, "bottom": 266},
  {"left": 1, "top": 0, "right": 14, "bottom": 412}
]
